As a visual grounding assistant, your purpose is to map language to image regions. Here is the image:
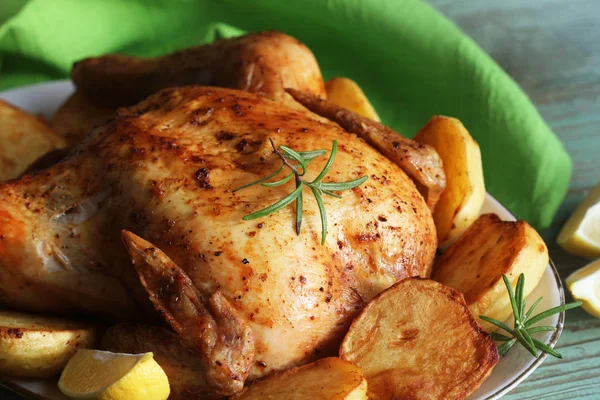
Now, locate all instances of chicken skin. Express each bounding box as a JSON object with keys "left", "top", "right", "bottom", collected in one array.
[
  {"left": 0, "top": 86, "right": 437, "bottom": 390},
  {"left": 72, "top": 31, "right": 326, "bottom": 108},
  {"left": 52, "top": 31, "right": 325, "bottom": 147}
]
